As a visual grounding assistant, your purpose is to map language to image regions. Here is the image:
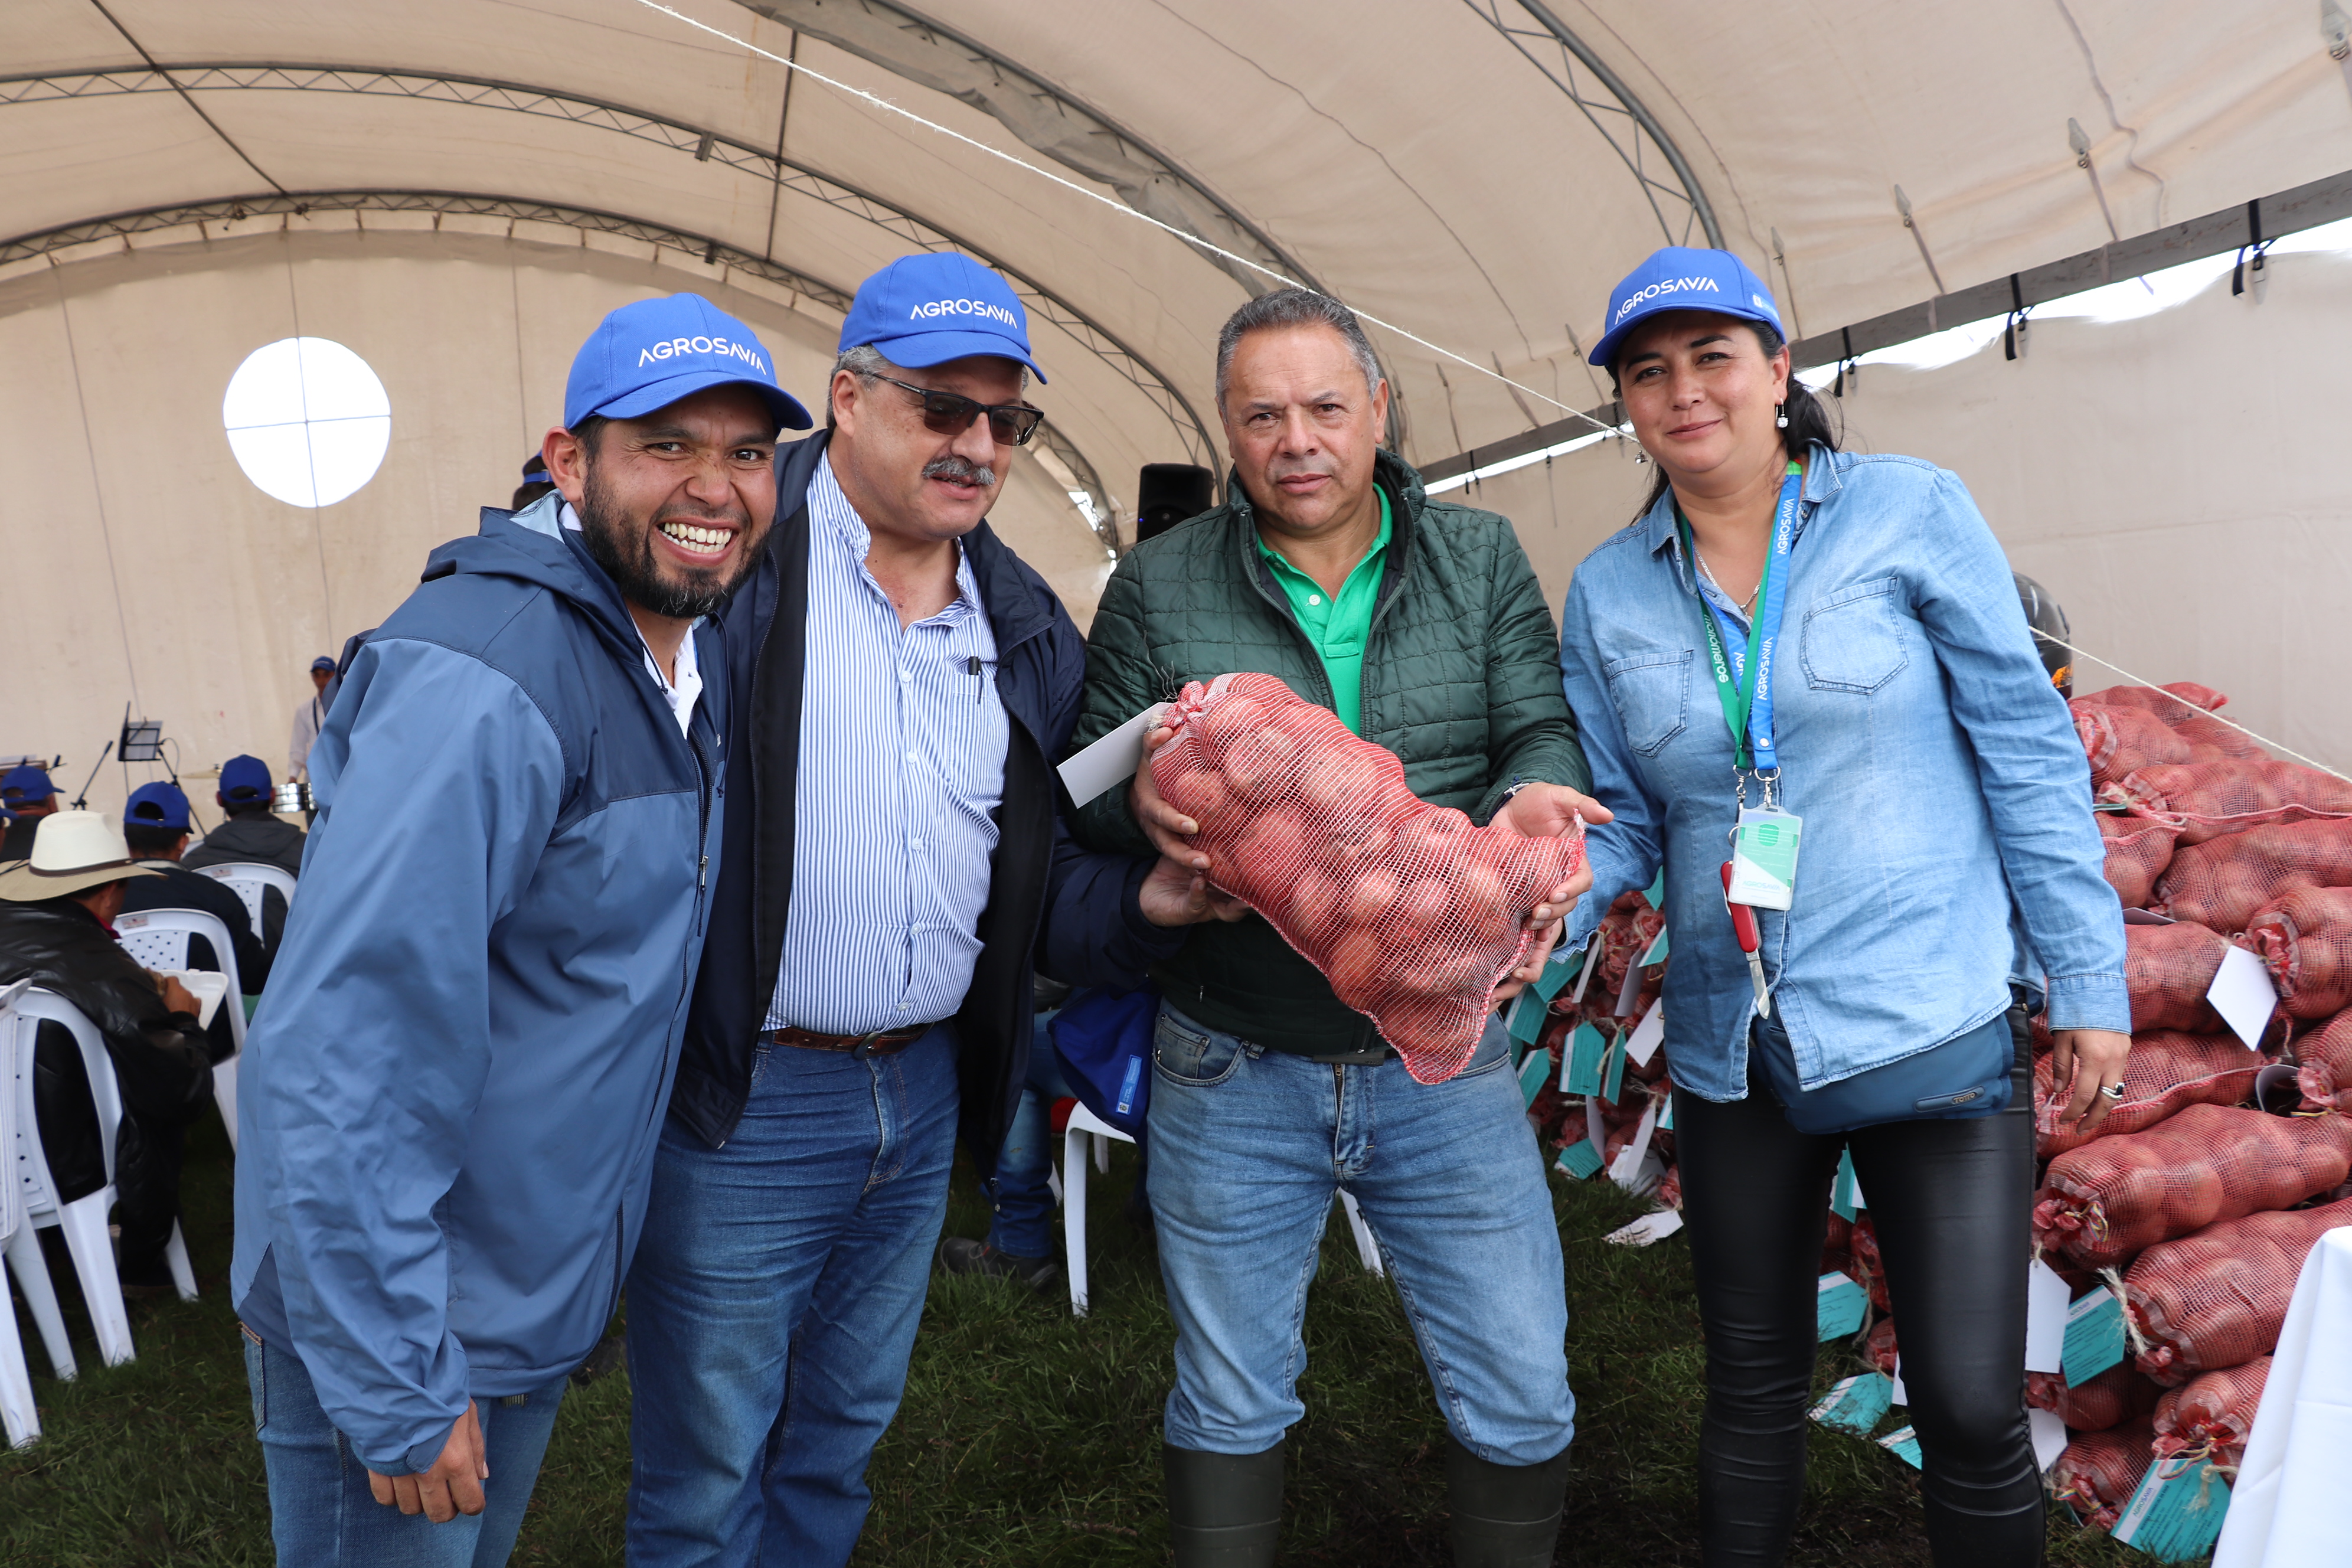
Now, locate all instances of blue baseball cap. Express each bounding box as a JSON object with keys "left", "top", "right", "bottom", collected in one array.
[
  {"left": 1590, "top": 246, "right": 1785, "bottom": 369},
  {"left": 310, "top": 655, "right": 337, "bottom": 672},
  {"left": 1, "top": 765, "right": 54, "bottom": 803},
  {"left": 838, "top": 254, "right": 1046, "bottom": 383},
  {"left": 219, "top": 755, "right": 273, "bottom": 805},
  {"left": 126, "top": 781, "right": 192, "bottom": 832},
  {"left": 564, "top": 293, "right": 812, "bottom": 433}
]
